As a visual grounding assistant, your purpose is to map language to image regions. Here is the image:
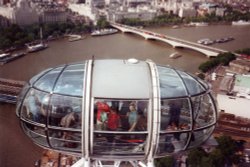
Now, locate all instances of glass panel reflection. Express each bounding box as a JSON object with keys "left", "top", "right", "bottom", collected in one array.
[
  {"left": 49, "top": 129, "right": 81, "bottom": 151},
  {"left": 48, "top": 94, "right": 82, "bottom": 128},
  {"left": 93, "top": 133, "right": 146, "bottom": 155},
  {"left": 34, "top": 67, "right": 63, "bottom": 92},
  {"left": 16, "top": 84, "right": 30, "bottom": 117},
  {"left": 156, "top": 132, "right": 188, "bottom": 155},
  {"left": 196, "top": 76, "right": 209, "bottom": 90},
  {"left": 178, "top": 71, "right": 205, "bottom": 95},
  {"left": 188, "top": 127, "right": 215, "bottom": 149},
  {"left": 94, "top": 99, "right": 148, "bottom": 132},
  {"left": 54, "top": 64, "right": 84, "bottom": 96},
  {"left": 160, "top": 99, "right": 191, "bottom": 131},
  {"left": 21, "top": 88, "right": 50, "bottom": 124},
  {"left": 157, "top": 66, "right": 187, "bottom": 98},
  {"left": 23, "top": 123, "right": 48, "bottom": 147},
  {"left": 192, "top": 94, "right": 216, "bottom": 128},
  {"left": 29, "top": 68, "right": 52, "bottom": 85}
]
